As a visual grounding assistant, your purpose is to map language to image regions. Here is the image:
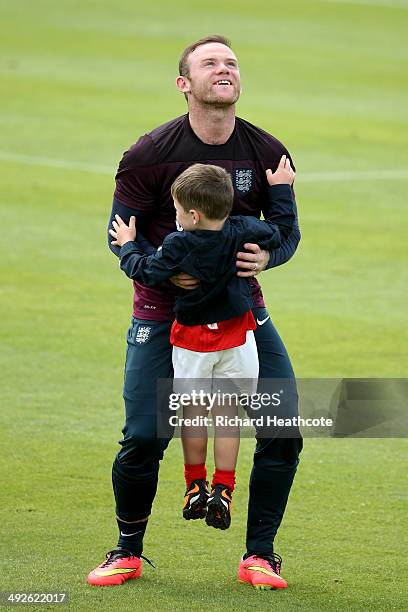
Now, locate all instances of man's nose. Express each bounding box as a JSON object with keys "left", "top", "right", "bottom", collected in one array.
[{"left": 215, "top": 62, "right": 230, "bottom": 73}]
